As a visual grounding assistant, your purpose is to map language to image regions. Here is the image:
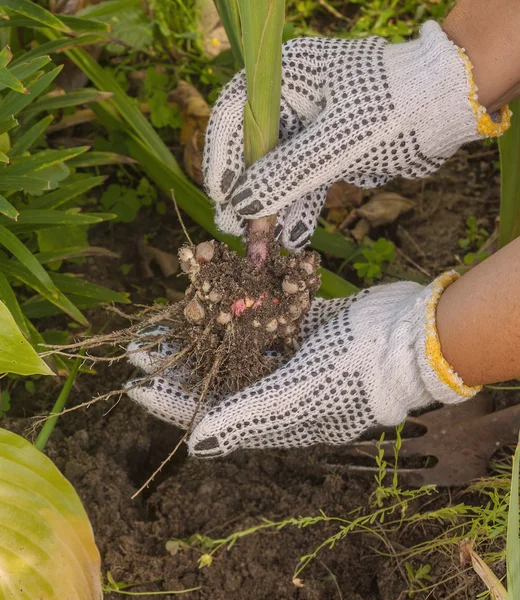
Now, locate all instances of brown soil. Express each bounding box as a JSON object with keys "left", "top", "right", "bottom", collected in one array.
[{"left": 7, "top": 143, "right": 508, "bottom": 599}]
